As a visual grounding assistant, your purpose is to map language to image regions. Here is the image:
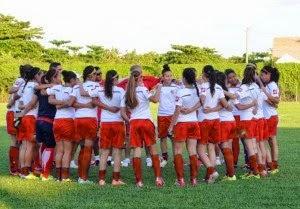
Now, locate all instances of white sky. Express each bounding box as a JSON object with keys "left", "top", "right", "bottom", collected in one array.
[{"left": 1, "top": 0, "right": 300, "bottom": 57}]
